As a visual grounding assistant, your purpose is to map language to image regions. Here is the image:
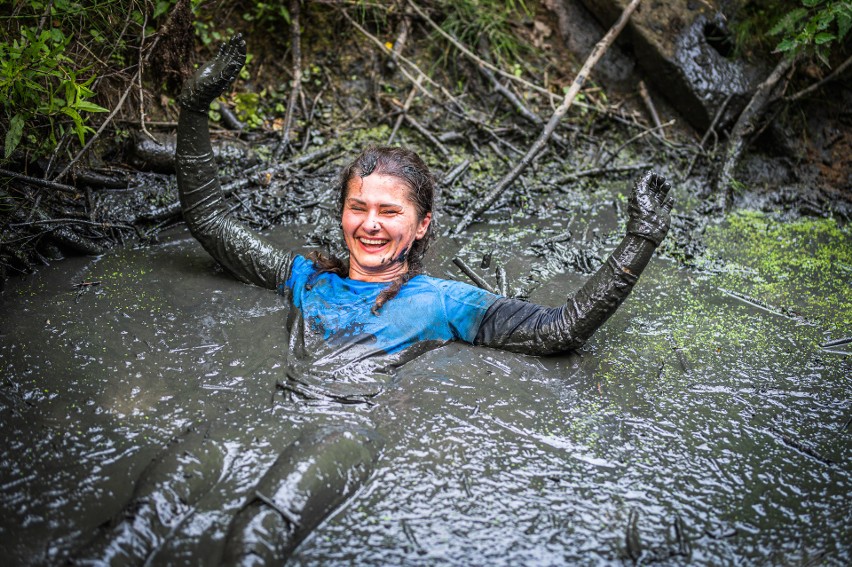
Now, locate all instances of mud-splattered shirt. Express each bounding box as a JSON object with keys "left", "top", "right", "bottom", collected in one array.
[
  {"left": 270, "top": 255, "right": 498, "bottom": 403},
  {"left": 282, "top": 254, "right": 497, "bottom": 356}
]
